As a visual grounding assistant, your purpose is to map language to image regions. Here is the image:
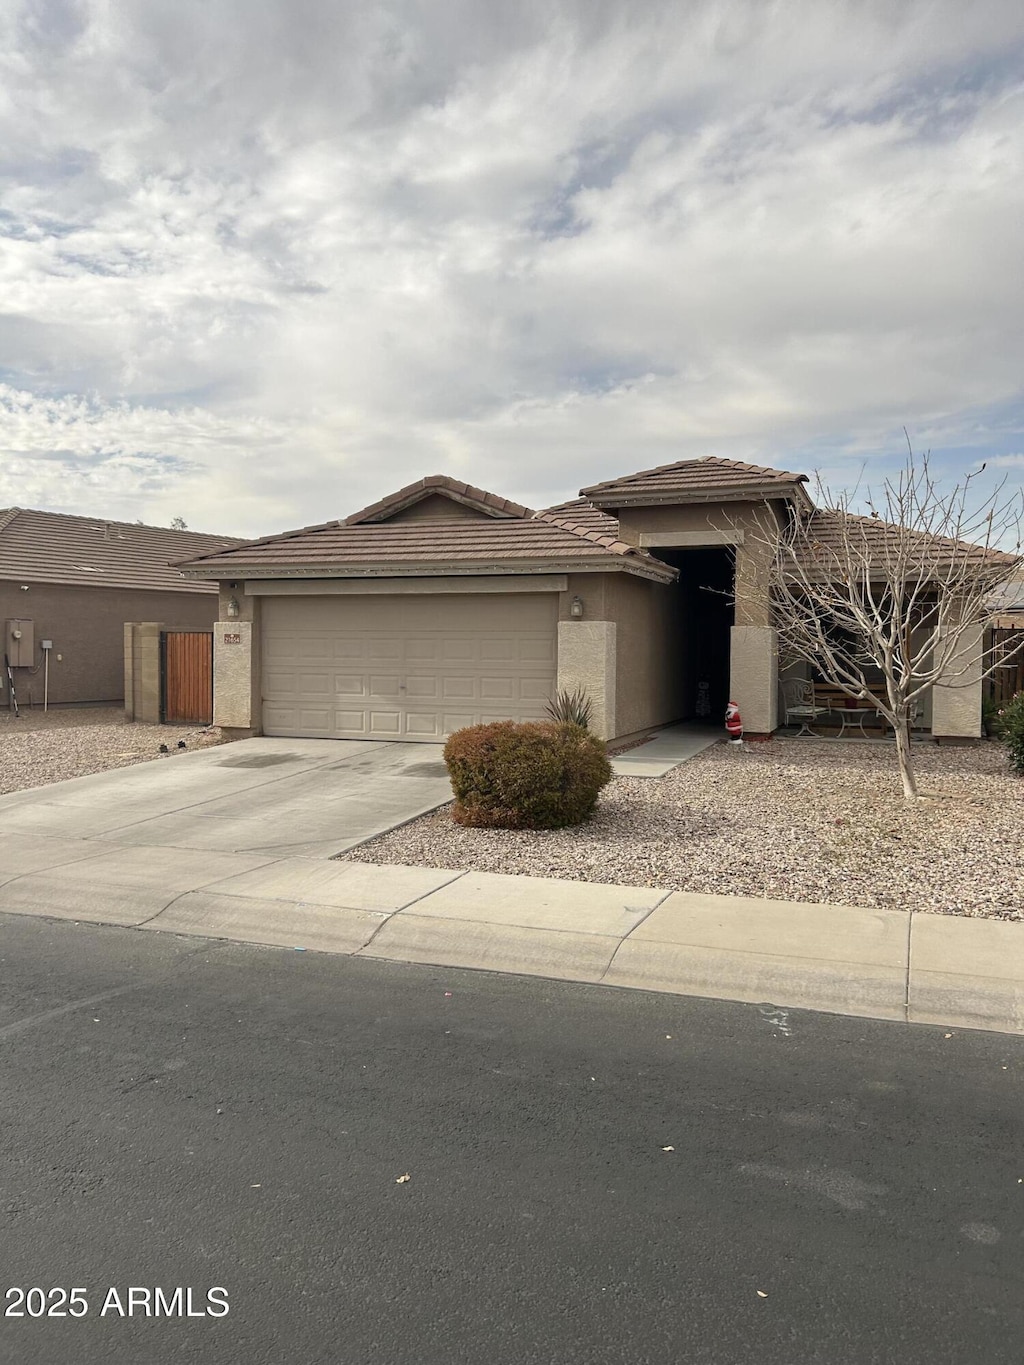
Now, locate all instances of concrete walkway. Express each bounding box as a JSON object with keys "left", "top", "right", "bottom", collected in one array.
[{"left": 610, "top": 724, "right": 722, "bottom": 777}]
